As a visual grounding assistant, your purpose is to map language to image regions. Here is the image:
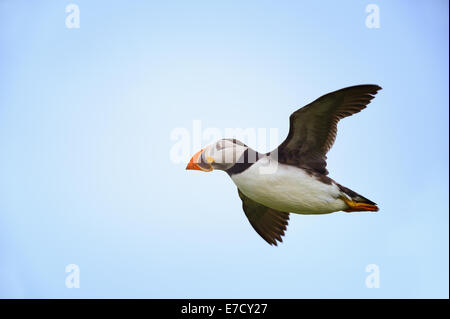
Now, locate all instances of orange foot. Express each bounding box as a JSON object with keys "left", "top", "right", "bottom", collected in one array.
[{"left": 341, "top": 196, "right": 379, "bottom": 212}]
